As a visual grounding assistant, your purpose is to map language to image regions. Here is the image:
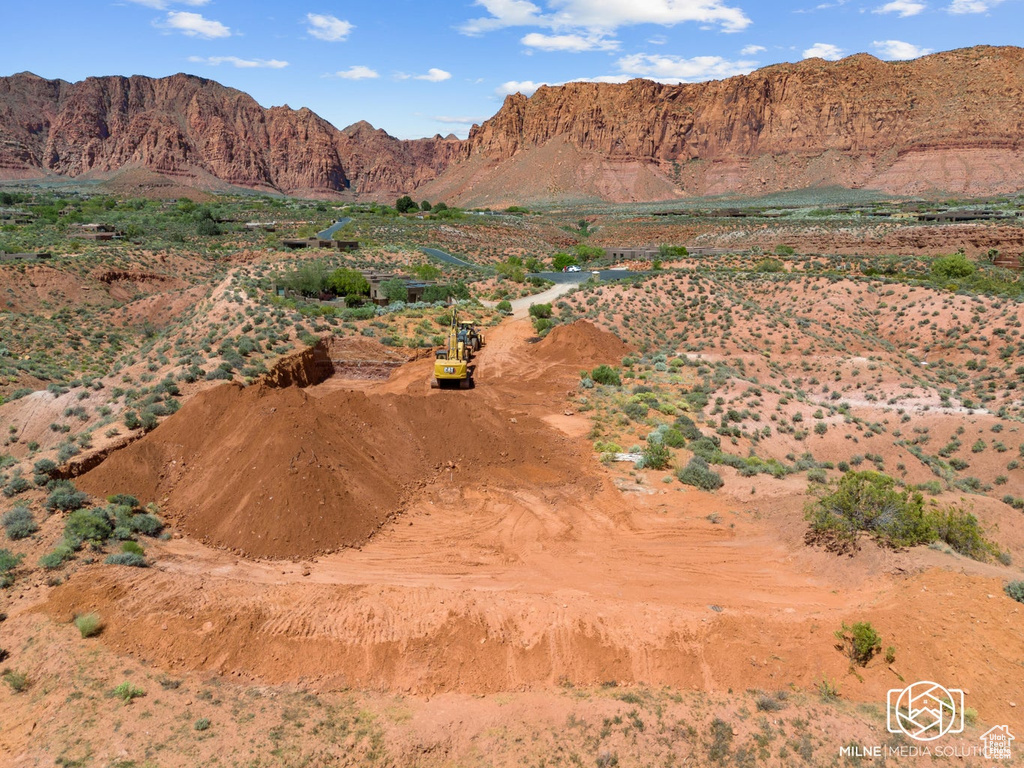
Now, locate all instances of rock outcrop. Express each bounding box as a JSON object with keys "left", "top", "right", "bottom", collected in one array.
[
  {"left": 0, "top": 71, "right": 458, "bottom": 196},
  {"left": 3, "top": 46, "right": 1024, "bottom": 200}
]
